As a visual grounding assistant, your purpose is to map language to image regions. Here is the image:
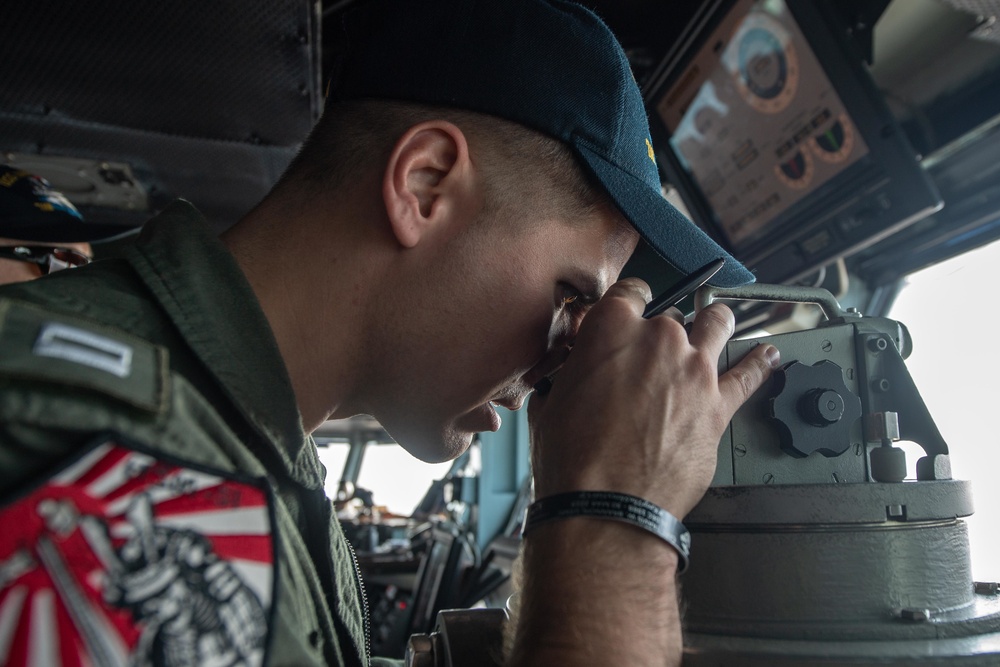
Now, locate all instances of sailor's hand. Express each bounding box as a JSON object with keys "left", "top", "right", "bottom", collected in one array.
[{"left": 528, "top": 278, "right": 779, "bottom": 518}]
